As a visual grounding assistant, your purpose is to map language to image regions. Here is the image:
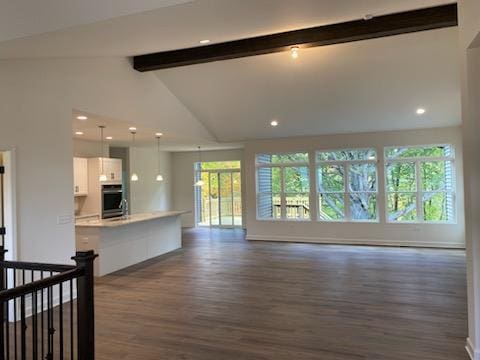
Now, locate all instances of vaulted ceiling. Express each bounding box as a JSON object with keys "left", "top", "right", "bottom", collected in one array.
[
  {"left": 156, "top": 27, "right": 460, "bottom": 142},
  {"left": 0, "top": 0, "right": 460, "bottom": 144}
]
